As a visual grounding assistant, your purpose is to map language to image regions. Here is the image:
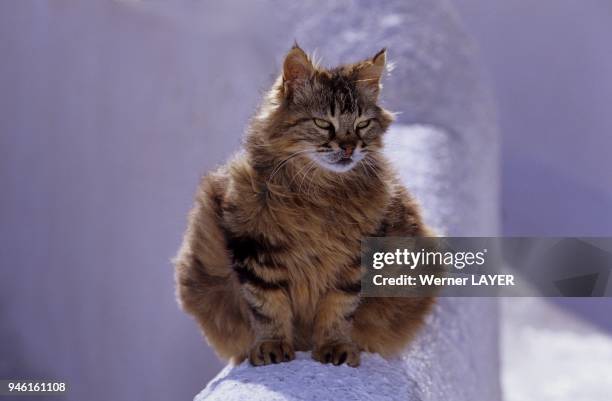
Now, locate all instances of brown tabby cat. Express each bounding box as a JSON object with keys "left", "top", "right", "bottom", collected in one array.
[{"left": 174, "top": 45, "right": 433, "bottom": 367}]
